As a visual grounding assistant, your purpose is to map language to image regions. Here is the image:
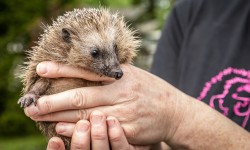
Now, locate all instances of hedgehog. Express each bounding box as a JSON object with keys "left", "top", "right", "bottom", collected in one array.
[{"left": 17, "top": 8, "right": 140, "bottom": 150}]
